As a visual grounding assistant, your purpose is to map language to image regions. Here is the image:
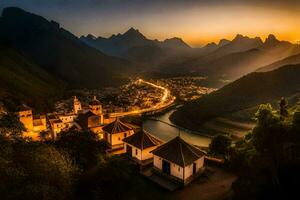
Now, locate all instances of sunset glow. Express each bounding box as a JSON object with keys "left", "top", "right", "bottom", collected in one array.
[{"left": 0, "top": 1, "right": 299, "bottom": 46}]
